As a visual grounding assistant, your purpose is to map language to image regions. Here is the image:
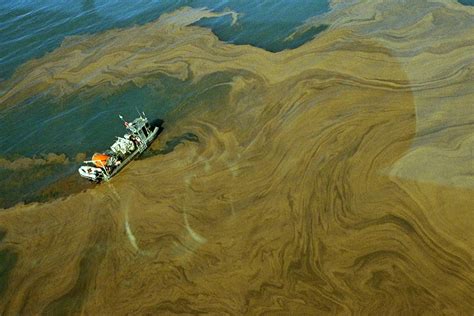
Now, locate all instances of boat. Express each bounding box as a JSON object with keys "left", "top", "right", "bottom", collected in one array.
[{"left": 78, "top": 112, "right": 160, "bottom": 182}]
